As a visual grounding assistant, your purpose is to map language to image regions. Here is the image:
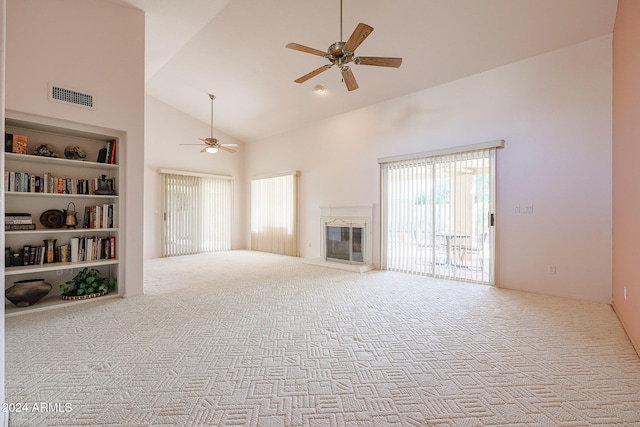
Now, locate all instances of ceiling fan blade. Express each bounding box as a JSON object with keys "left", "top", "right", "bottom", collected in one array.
[
  {"left": 179, "top": 144, "right": 206, "bottom": 146},
  {"left": 200, "top": 147, "right": 207, "bottom": 153},
  {"left": 219, "top": 146, "right": 237, "bottom": 153},
  {"left": 343, "top": 23, "right": 373, "bottom": 54},
  {"left": 294, "top": 64, "right": 333, "bottom": 83},
  {"left": 355, "top": 56, "right": 402, "bottom": 68},
  {"left": 341, "top": 67, "right": 359, "bottom": 91},
  {"left": 221, "top": 143, "right": 239, "bottom": 148},
  {"left": 286, "top": 42, "right": 327, "bottom": 57}
]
